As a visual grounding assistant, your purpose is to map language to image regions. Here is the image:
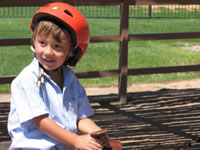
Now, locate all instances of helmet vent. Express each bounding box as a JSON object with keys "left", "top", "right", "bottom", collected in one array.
[{"left": 64, "top": 10, "right": 73, "bottom": 17}]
